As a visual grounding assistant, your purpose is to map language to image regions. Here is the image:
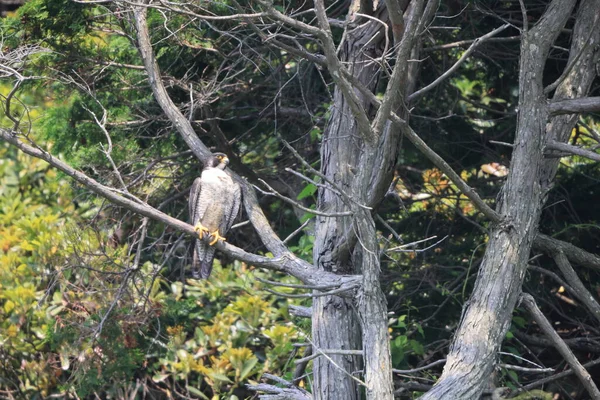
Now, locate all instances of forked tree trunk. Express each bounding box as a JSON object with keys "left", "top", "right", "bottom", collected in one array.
[
  {"left": 312, "top": 12, "right": 386, "bottom": 399},
  {"left": 422, "top": 0, "right": 600, "bottom": 397},
  {"left": 312, "top": 4, "right": 406, "bottom": 399}
]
